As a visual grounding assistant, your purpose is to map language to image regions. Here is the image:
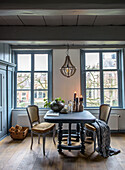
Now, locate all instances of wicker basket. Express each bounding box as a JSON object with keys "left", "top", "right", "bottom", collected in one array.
[{"left": 10, "top": 127, "right": 29, "bottom": 140}]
